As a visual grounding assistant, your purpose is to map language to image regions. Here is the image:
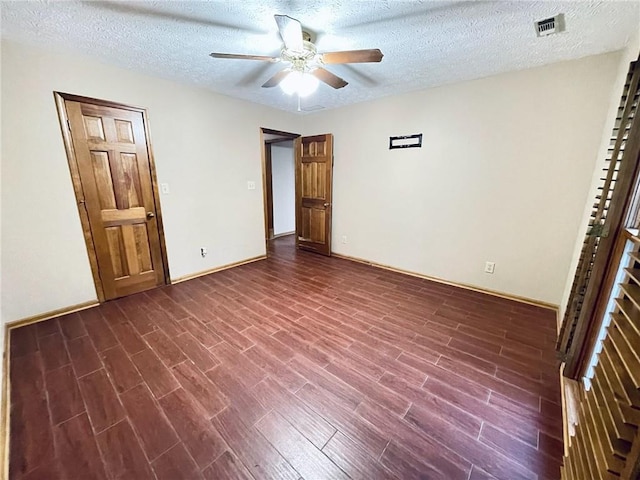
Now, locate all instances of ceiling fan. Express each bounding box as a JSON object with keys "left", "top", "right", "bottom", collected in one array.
[{"left": 209, "top": 14, "right": 383, "bottom": 94}]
